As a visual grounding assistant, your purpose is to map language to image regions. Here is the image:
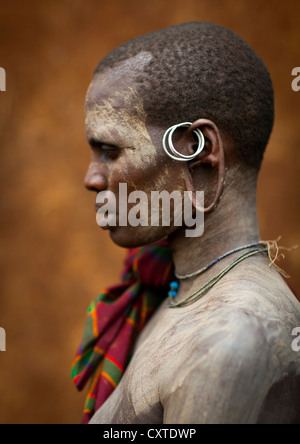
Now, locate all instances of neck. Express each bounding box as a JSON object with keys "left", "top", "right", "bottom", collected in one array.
[{"left": 169, "top": 188, "right": 260, "bottom": 278}]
